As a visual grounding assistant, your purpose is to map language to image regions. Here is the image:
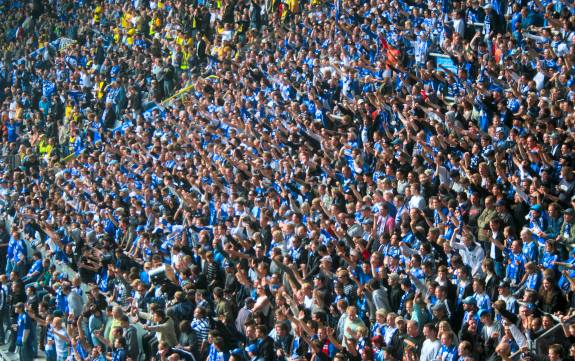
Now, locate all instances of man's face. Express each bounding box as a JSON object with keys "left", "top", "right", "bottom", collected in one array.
[
  {"left": 407, "top": 323, "right": 418, "bottom": 337},
  {"left": 246, "top": 326, "right": 256, "bottom": 340},
  {"left": 548, "top": 351, "right": 560, "bottom": 361},
  {"left": 348, "top": 309, "right": 357, "bottom": 321}
]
